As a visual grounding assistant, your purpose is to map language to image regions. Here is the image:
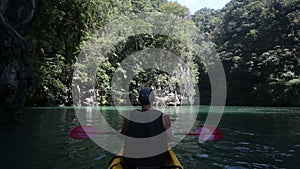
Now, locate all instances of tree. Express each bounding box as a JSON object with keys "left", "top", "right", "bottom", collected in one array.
[
  {"left": 193, "top": 8, "right": 224, "bottom": 35},
  {"left": 213, "top": 0, "right": 300, "bottom": 106},
  {"left": 161, "top": 1, "right": 190, "bottom": 17},
  {"left": 26, "top": 0, "right": 175, "bottom": 106}
]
